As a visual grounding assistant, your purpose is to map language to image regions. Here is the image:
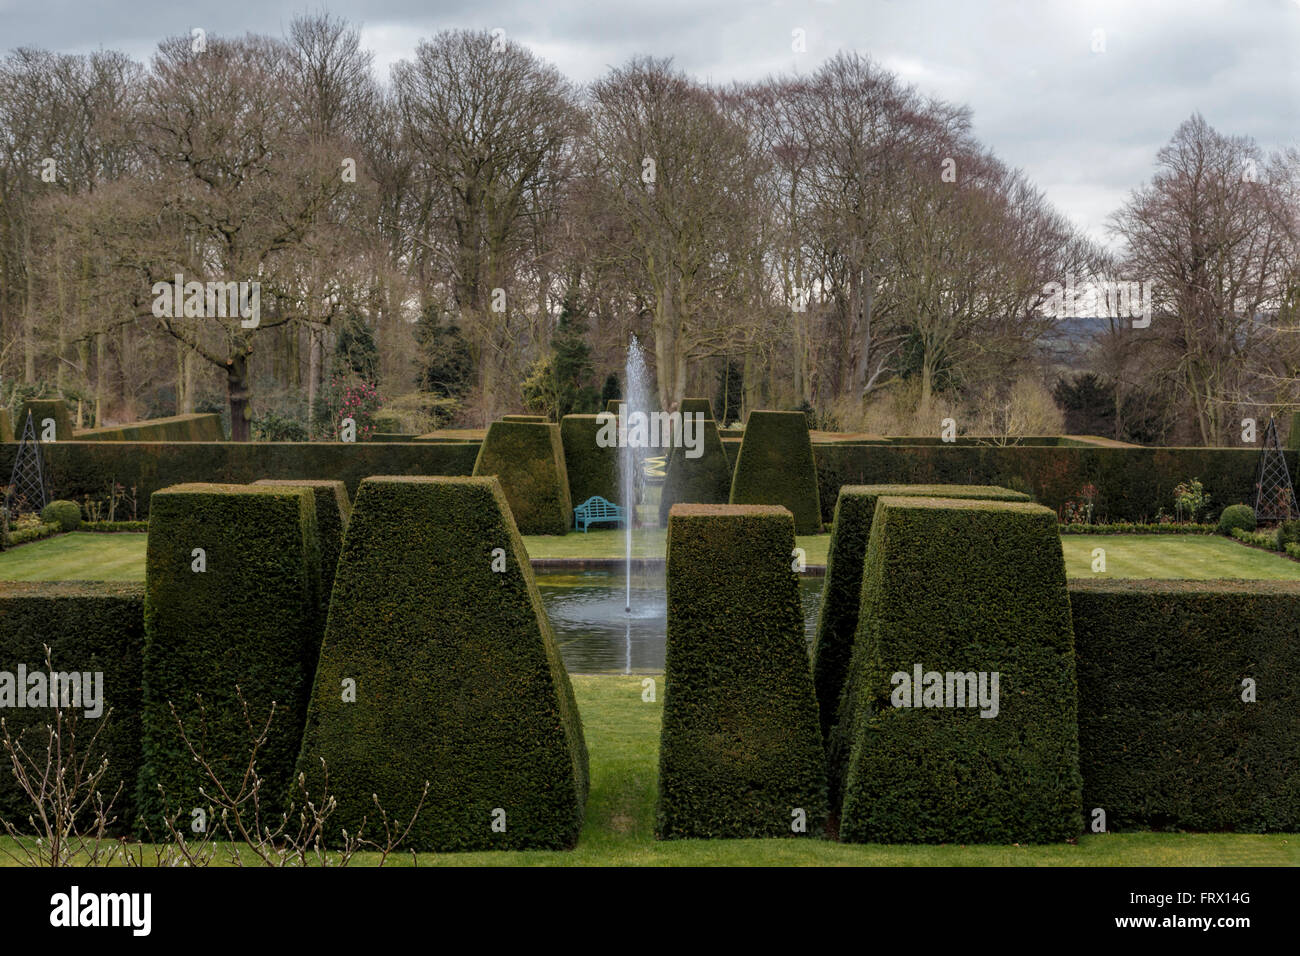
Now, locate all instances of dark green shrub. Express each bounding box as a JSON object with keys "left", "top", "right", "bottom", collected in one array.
[
  {"left": 253, "top": 479, "right": 351, "bottom": 610},
  {"left": 832, "top": 496, "right": 1081, "bottom": 843},
  {"left": 1070, "top": 579, "right": 1300, "bottom": 831},
  {"left": 0, "top": 582, "right": 145, "bottom": 833},
  {"left": 729, "top": 410, "right": 822, "bottom": 533},
  {"left": 559, "top": 414, "right": 618, "bottom": 507},
  {"left": 138, "top": 483, "right": 322, "bottom": 830},
  {"left": 82, "top": 520, "right": 149, "bottom": 532},
  {"left": 657, "top": 504, "right": 827, "bottom": 839},
  {"left": 1217, "top": 503, "right": 1256, "bottom": 535},
  {"left": 657, "top": 412, "right": 732, "bottom": 526},
  {"left": 678, "top": 397, "right": 714, "bottom": 420},
  {"left": 76, "top": 413, "right": 225, "bottom": 442},
  {"left": 40, "top": 499, "right": 82, "bottom": 531},
  {"left": 296, "top": 476, "right": 588, "bottom": 851},
  {"left": 0, "top": 441, "right": 479, "bottom": 517},
  {"left": 1276, "top": 519, "right": 1300, "bottom": 551},
  {"left": 8, "top": 522, "right": 60, "bottom": 545},
  {"left": 472, "top": 422, "right": 572, "bottom": 535},
  {"left": 17, "top": 398, "right": 73, "bottom": 442},
  {"left": 812, "top": 484, "right": 1029, "bottom": 740},
  {"left": 502, "top": 414, "right": 549, "bottom": 423},
  {"left": 813, "top": 443, "right": 1276, "bottom": 525},
  {"left": 0, "top": 408, "right": 12, "bottom": 443}
]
